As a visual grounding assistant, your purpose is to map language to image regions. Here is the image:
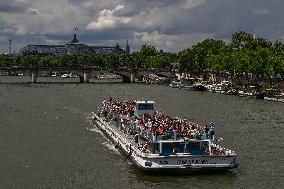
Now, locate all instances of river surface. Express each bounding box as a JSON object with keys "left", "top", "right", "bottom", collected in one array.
[{"left": 0, "top": 77, "right": 283, "bottom": 189}]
